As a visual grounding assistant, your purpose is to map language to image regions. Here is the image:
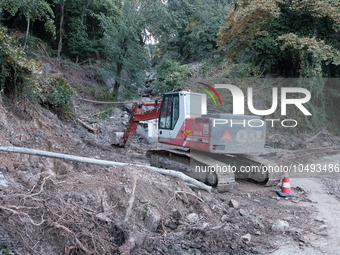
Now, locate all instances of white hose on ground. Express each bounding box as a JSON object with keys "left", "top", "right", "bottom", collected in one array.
[{"left": 0, "top": 146, "right": 212, "bottom": 192}]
